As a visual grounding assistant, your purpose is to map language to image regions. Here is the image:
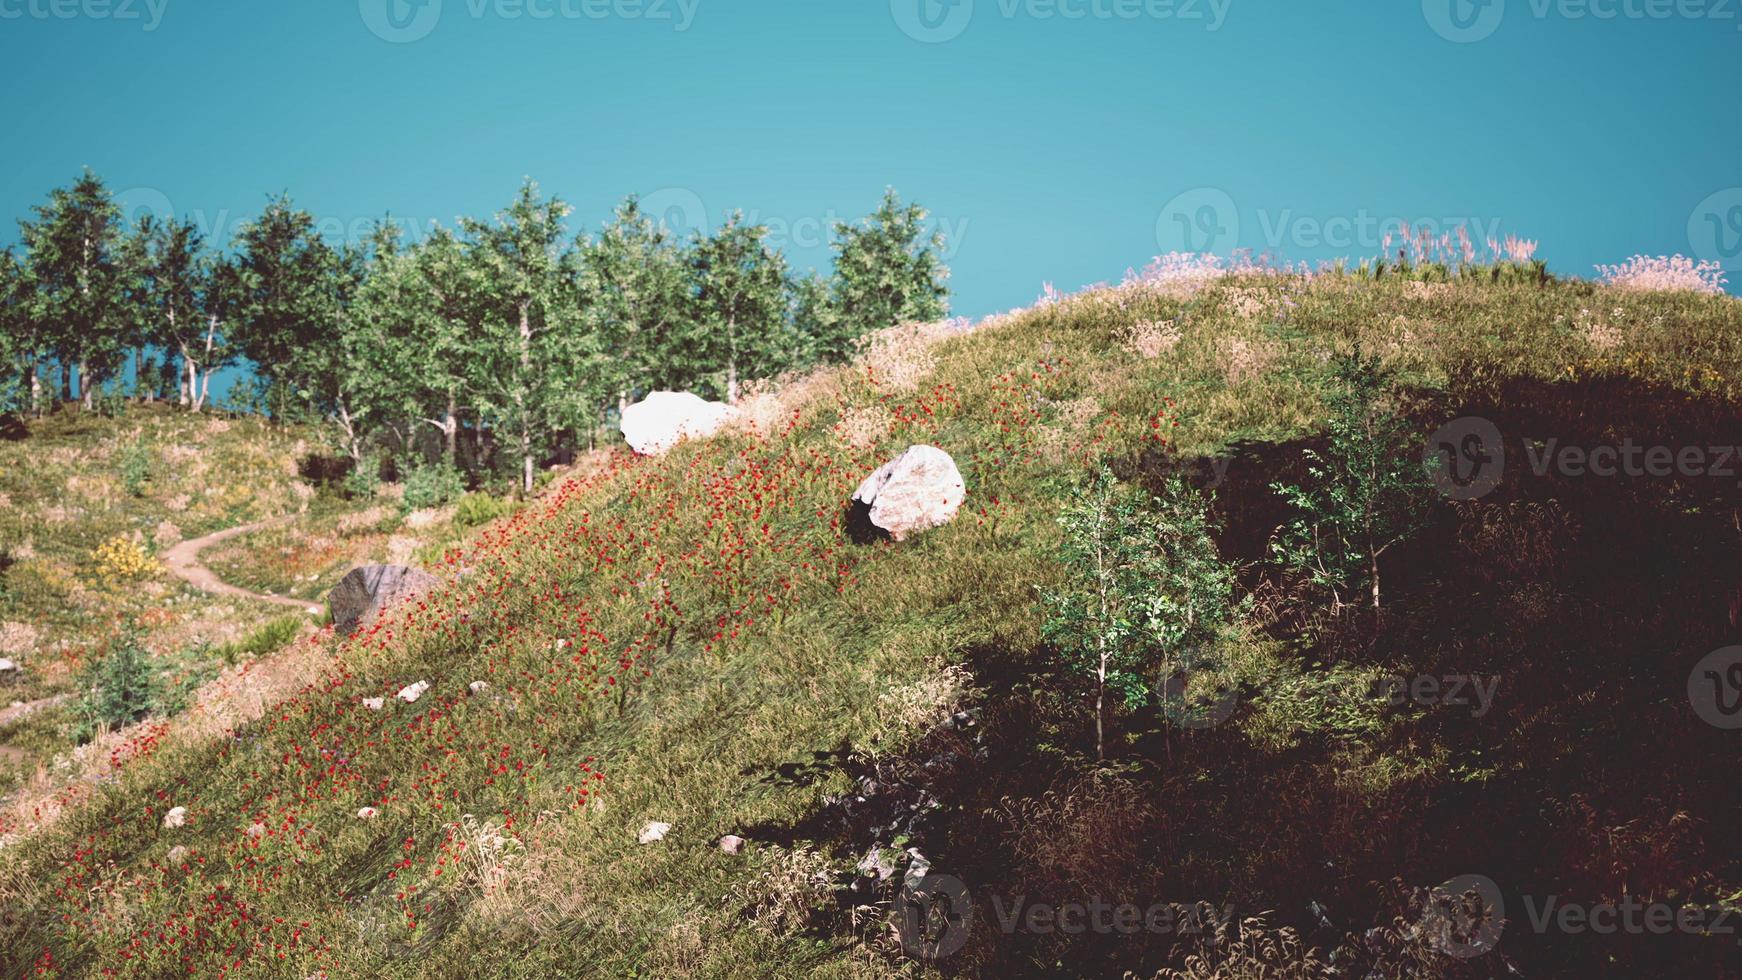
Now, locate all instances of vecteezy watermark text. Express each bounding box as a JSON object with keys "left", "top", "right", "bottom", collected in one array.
[
  {"left": 360, "top": 0, "right": 699, "bottom": 44},
  {"left": 0, "top": 0, "right": 167, "bottom": 30},
  {"left": 1423, "top": 0, "right": 1742, "bottom": 43},
  {"left": 1426, "top": 417, "right": 1742, "bottom": 501},
  {"left": 891, "top": 0, "right": 1230, "bottom": 44}
]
